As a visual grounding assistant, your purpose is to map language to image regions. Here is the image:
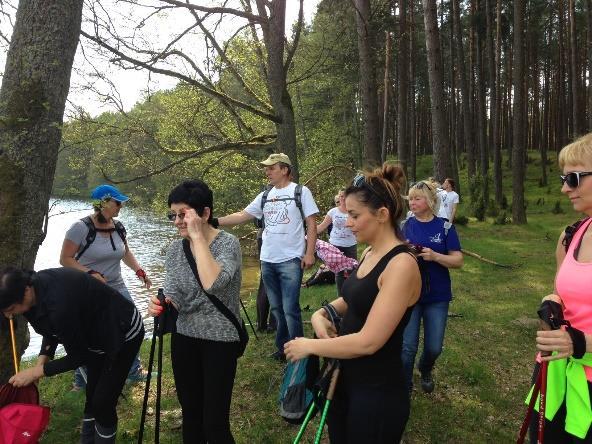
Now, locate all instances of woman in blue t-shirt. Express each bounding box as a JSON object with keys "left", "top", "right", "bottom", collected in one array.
[{"left": 401, "top": 180, "right": 463, "bottom": 394}]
